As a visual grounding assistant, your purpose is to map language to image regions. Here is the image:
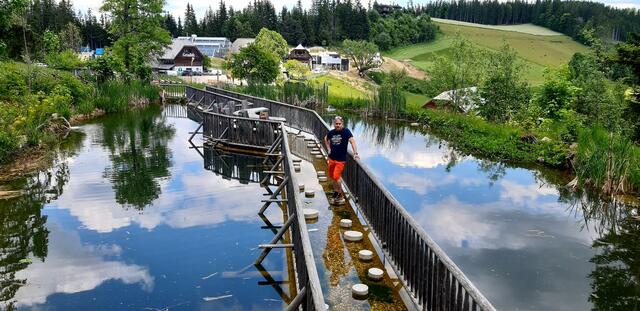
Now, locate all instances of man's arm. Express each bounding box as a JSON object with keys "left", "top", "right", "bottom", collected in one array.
[
  {"left": 349, "top": 137, "right": 359, "bottom": 160},
  {"left": 324, "top": 135, "right": 331, "bottom": 153}
]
